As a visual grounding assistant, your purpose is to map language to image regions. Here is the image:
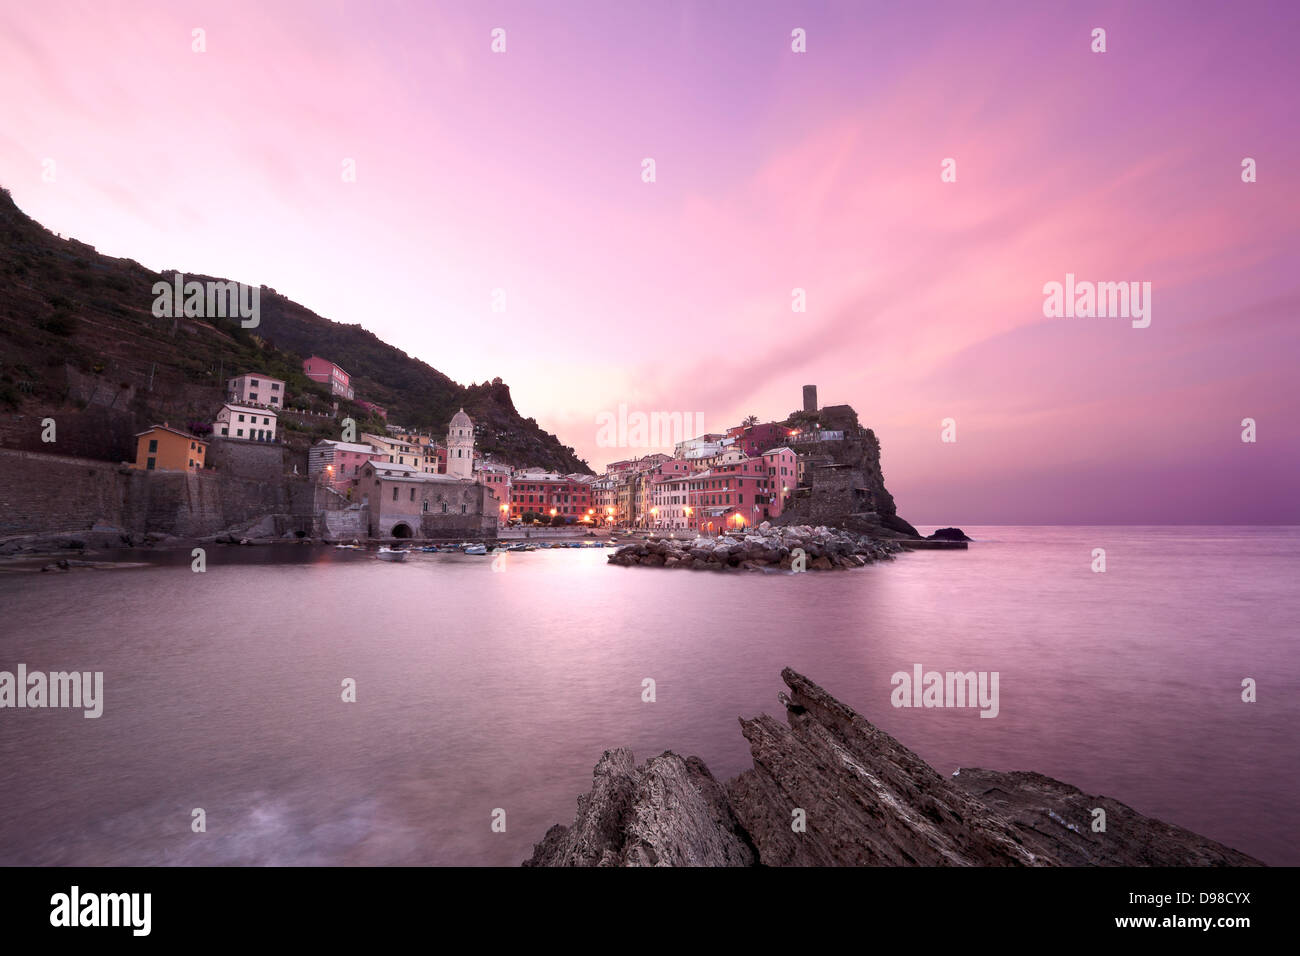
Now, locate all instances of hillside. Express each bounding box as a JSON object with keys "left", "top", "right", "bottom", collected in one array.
[{"left": 0, "top": 186, "right": 590, "bottom": 472}]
